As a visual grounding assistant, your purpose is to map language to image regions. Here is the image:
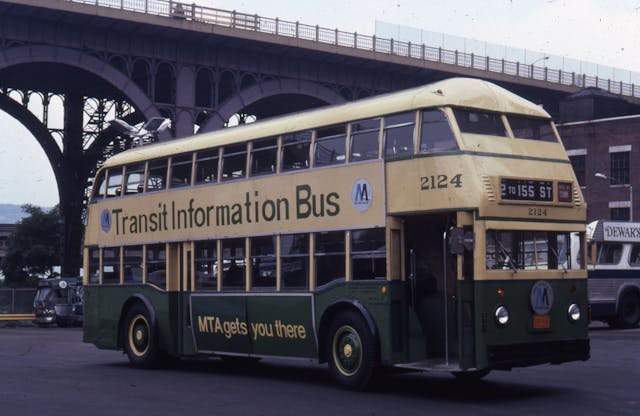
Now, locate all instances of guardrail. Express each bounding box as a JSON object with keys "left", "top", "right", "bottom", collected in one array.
[
  {"left": 65, "top": 0, "right": 639, "bottom": 98},
  {"left": 0, "top": 288, "right": 36, "bottom": 317}
]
